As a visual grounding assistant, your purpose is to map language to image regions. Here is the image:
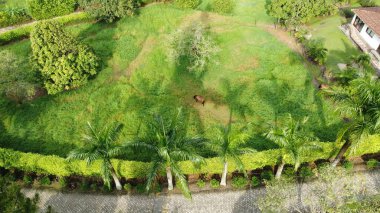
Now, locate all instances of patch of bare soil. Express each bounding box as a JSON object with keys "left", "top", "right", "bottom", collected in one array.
[
  {"left": 259, "top": 24, "right": 303, "bottom": 55},
  {"left": 124, "top": 37, "right": 157, "bottom": 78},
  {"left": 236, "top": 57, "right": 259, "bottom": 72}
]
